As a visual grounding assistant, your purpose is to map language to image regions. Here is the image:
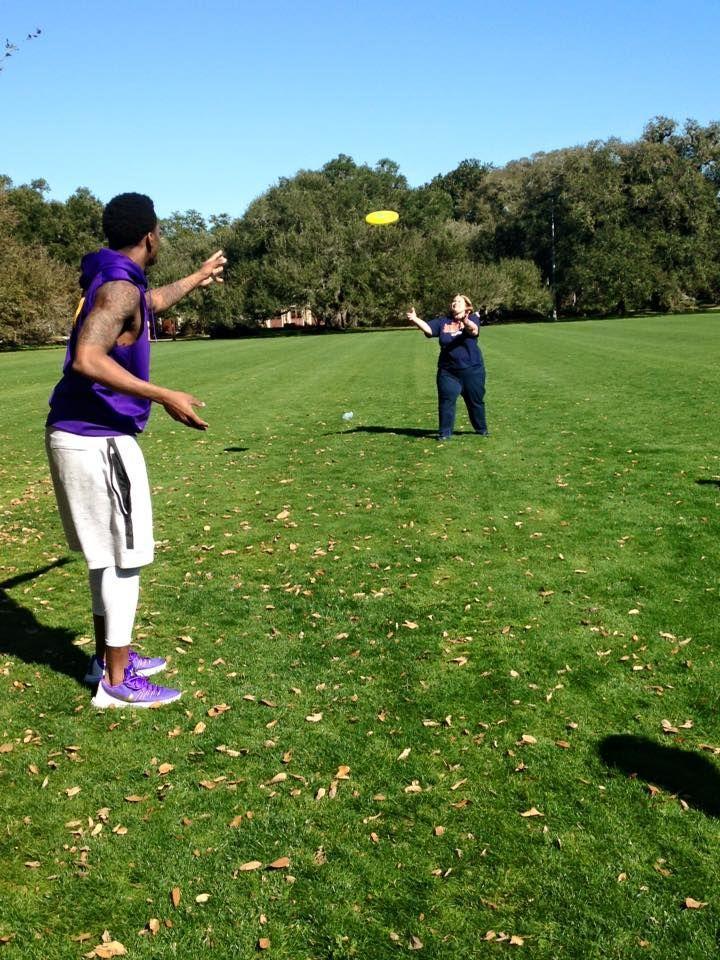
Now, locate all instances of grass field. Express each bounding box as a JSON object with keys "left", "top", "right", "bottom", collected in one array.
[{"left": 1, "top": 315, "right": 719, "bottom": 959}]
